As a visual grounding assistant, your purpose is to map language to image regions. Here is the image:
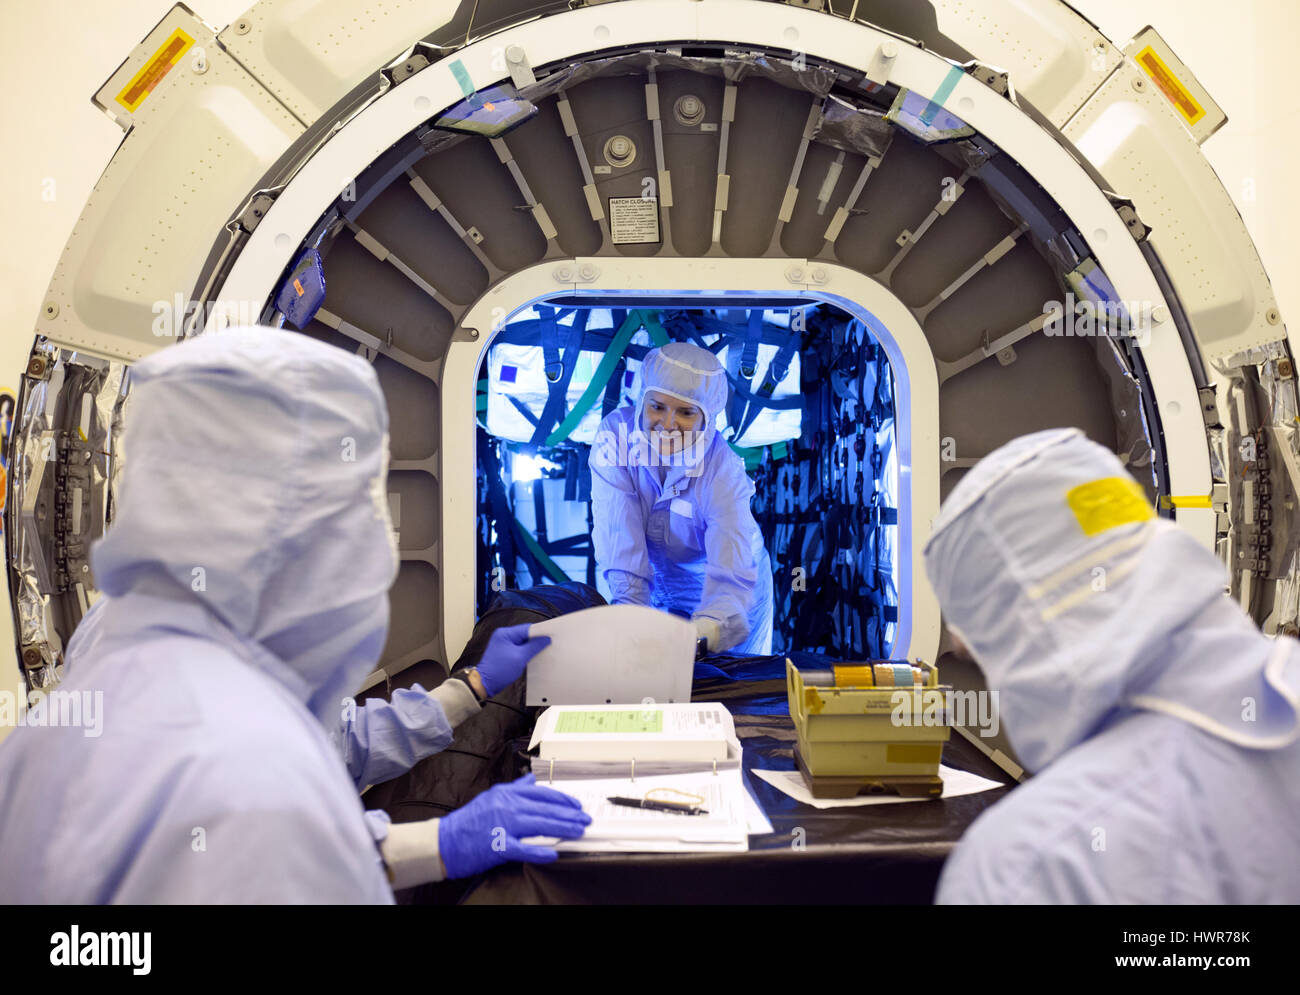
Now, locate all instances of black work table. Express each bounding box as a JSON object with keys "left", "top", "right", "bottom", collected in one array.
[{"left": 455, "top": 653, "right": 1015, "bottom": 904}]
